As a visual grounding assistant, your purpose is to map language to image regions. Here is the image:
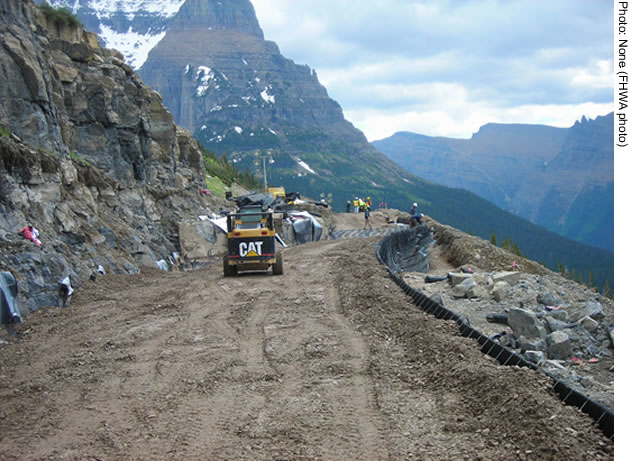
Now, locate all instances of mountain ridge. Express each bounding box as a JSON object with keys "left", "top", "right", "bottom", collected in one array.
[{"left": 373, "top": 113, "right": 614, "bottom": 252}]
